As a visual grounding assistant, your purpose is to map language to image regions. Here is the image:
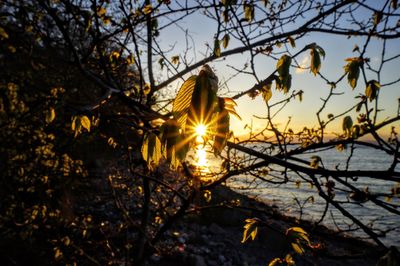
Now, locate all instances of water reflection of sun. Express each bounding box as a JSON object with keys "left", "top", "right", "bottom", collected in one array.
[{"left": 194, "top": 124, "right": 208, "bottom": 169}]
